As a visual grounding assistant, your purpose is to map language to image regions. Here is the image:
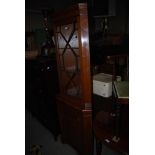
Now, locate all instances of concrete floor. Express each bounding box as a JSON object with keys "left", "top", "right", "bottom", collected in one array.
[
  {"left": 25, "top": 109, "right": 79, "bottom": 155},
  {"left": 25, "top": 109, "right": 122, "bottom": 155}
]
